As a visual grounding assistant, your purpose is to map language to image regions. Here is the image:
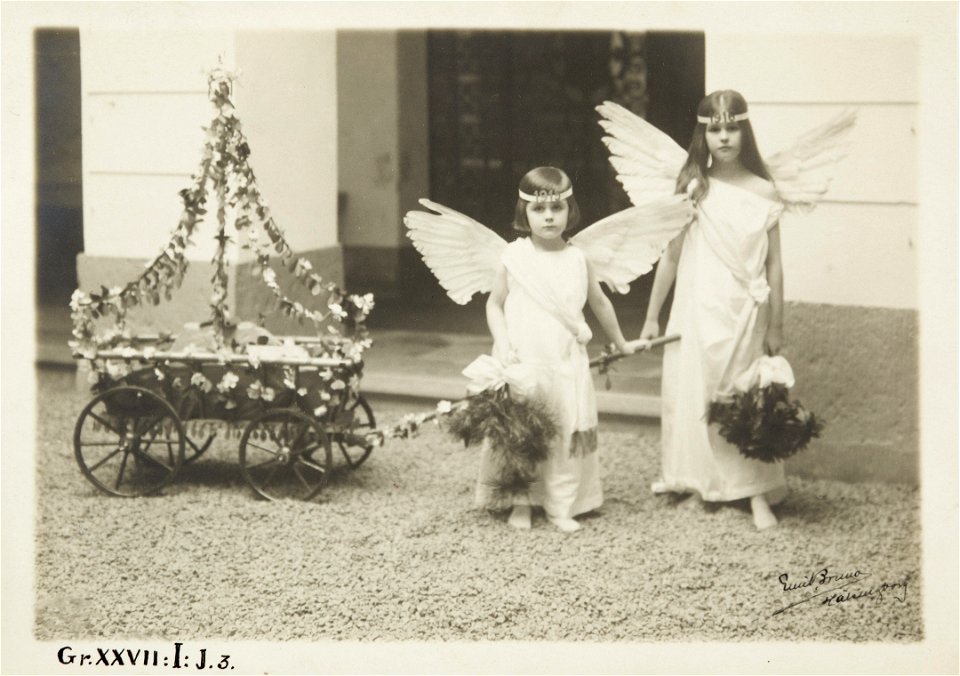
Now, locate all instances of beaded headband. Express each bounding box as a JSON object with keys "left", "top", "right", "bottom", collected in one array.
[
  {"left": 518, "top": 187, "right": 573, "bottom": 203},
  {"left": 697, "top": 111, "right": 749, "bottom": 124}
]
